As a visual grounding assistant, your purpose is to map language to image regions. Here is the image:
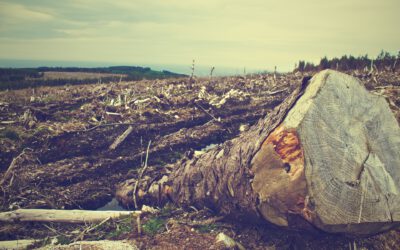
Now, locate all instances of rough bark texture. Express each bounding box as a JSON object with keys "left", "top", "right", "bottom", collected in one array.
[
  {"left": 161, "top": 70, "right": 400, "bottom": 235},
  {"left": 166, "top": 77, "right": 310, "bottom": 223}
]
